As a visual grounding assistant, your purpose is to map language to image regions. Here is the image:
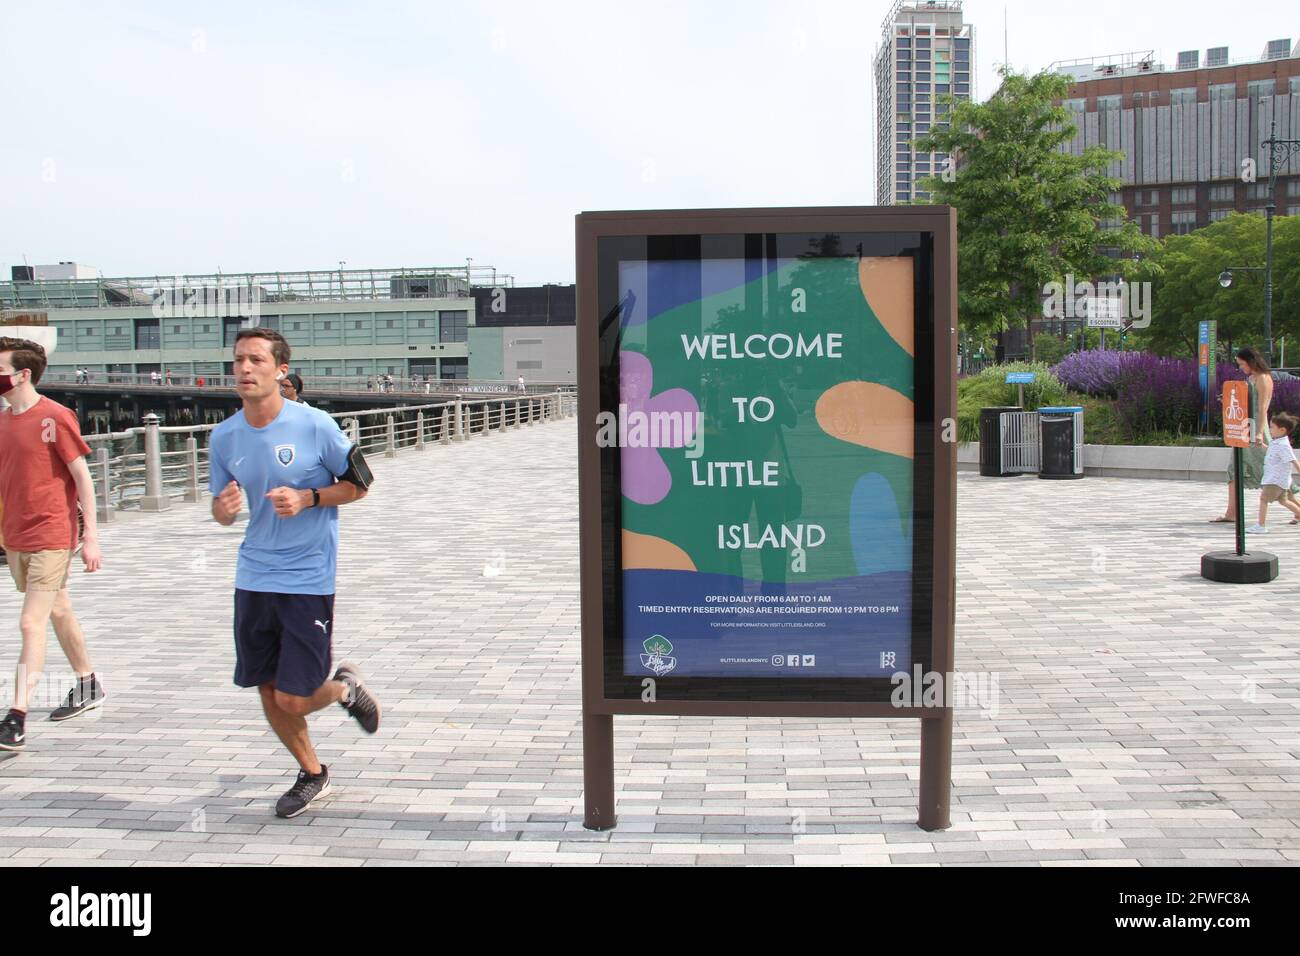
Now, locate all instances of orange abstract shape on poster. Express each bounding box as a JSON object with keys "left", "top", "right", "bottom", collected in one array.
[
  {"left": 622, "top": 529, "right": 697, "bottom": 571},
  {"left": 815, "top": 382, "right": 914, "bottom": 460},
  {"left": 858, "top": 257, "right": 914, "bottom": 357}
]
